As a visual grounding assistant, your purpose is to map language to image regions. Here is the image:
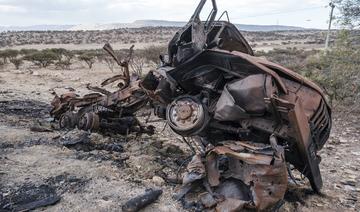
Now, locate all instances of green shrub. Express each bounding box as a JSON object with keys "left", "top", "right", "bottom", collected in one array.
[
  {"left": 19, "top": 49, "right": 38, "bottom": 56},
  {"left": 24, "top": 50, "right": 58, "bottom": 68},
  {"left": 55, "top": 60, "right": 72, "bottom": 70},
  {"left": 255, "top": 32, "right": 359, "bottom": 107},
  {"left": 0, "top": 49, "right": 19, "bottom": 63},
  {"left": 48, "top": 48, "right": 73, "bottom": 69},
  {"left": 141, "top": 45, "right": 167, "bottom": 65},
  {"left": 255, "top": 48, "right": 320, "bottom": 72},
  {"left": 79, "top": 53, "right": 96, "bottom": 69},
  {"left": 311, "top": 32, "right": 360, "bottom": 105}
]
